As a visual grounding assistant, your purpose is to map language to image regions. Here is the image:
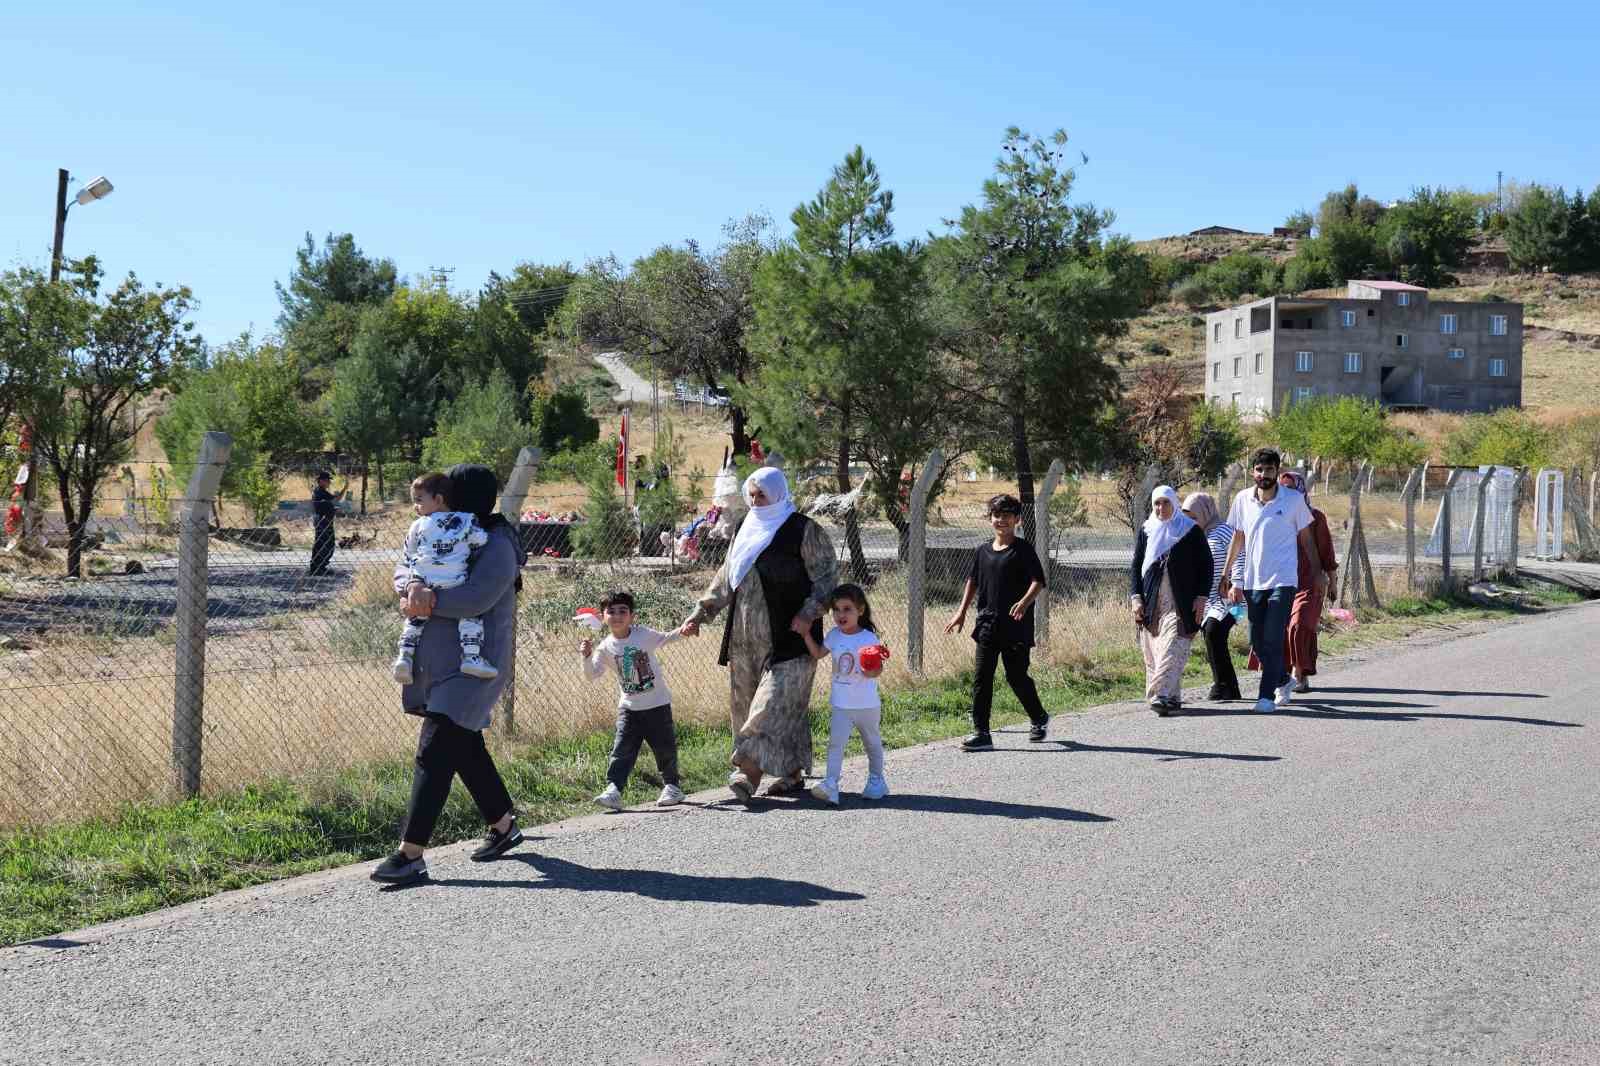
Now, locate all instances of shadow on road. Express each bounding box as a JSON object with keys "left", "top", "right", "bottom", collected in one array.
[
  {"left": 871, "top": 793, "right": 1114, "bottom": 823},
  {"left": 1310, "top": 686, "right": 1548, "bottom": 699},
  {"left": 404, "top": 853, "right": 866, "bottom": 907},
  {"left": 1284, "top": 703, "right": 1582, "bottom": 728},
  {"left": 1054, "top": 740, "right": 1281, "bottom": 763}
]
